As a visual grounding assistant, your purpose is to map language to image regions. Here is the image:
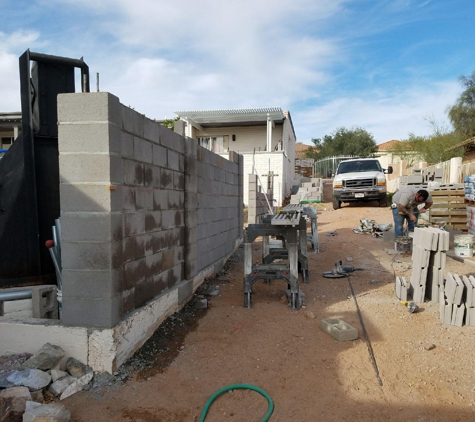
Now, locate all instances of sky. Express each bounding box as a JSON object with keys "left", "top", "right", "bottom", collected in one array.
[{"left": 1, "top": 0, "right": 474, "bottom": 145}]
